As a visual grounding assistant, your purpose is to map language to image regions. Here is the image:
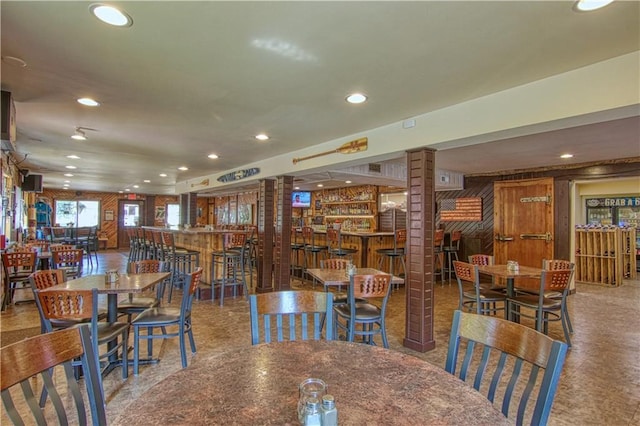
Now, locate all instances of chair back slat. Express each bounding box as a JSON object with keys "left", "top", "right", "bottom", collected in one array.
[
  {"left": 249, "top": 291, "right": 334, "bottom": 345},
  {"left": 37, "top": 289, "right": 94, "bottom": 322},
  {"left": 0, "top": 326, "right": 107, "bottom": 425},
  {"left": 468, "top": 254, "right": 494, "bottom": 266},
  {"left": 352, "top": 274, "right": 391, "bottom": 299},
  {"left": 320, "top": 258, "right": 349, "bottom": 269},
  {"left": 445, "top": 310, "right": 568, "bottom": 426}
]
